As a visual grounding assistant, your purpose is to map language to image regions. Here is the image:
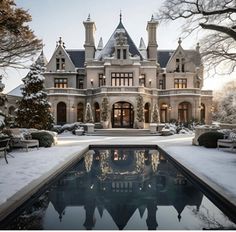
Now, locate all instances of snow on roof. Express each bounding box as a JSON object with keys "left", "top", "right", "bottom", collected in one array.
[{"left": 7, "top": 84, "right": 23, "bottom": 97}]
